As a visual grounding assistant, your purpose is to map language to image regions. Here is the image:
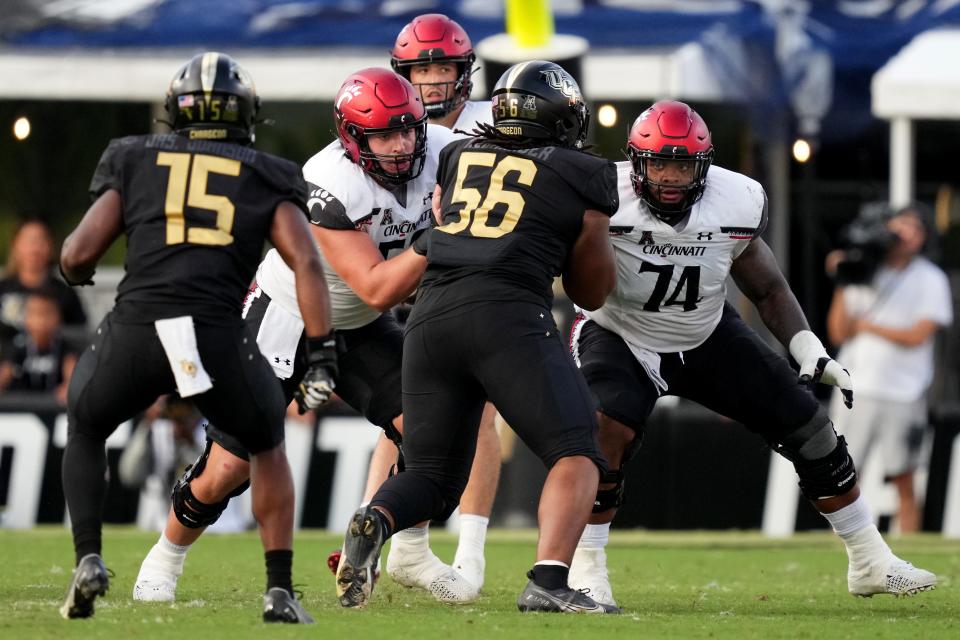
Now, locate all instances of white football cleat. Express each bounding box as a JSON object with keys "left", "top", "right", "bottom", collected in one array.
[
  {"left": 569, "top": 547, "right": 618, "bottom": 609},
  {"left": 387, "top": 546, "right": 479, "bottom": 604},
  {"left": 848, "top": 556, "right": 937, "bottom": 597},
  {"left": 133, "top": 556, "right": 180, "bottom": 603}
]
